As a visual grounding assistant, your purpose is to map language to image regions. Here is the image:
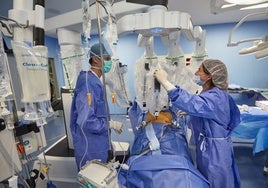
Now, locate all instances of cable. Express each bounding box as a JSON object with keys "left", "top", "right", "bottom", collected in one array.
[
  {"left": 79, "top": 125, "right": 88, "bottom": 170},
  {"left": 78, "top": 109, "right": 91, "bottom": 170},
  {"left": 0, "top": 20, "right": 13, "bottom": 34},
  {"left": 0, "top": 15, "right": 29, "bottom": 29},
  {"left": 79, "top": 78, "right": 90, "bottom": 170}
]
